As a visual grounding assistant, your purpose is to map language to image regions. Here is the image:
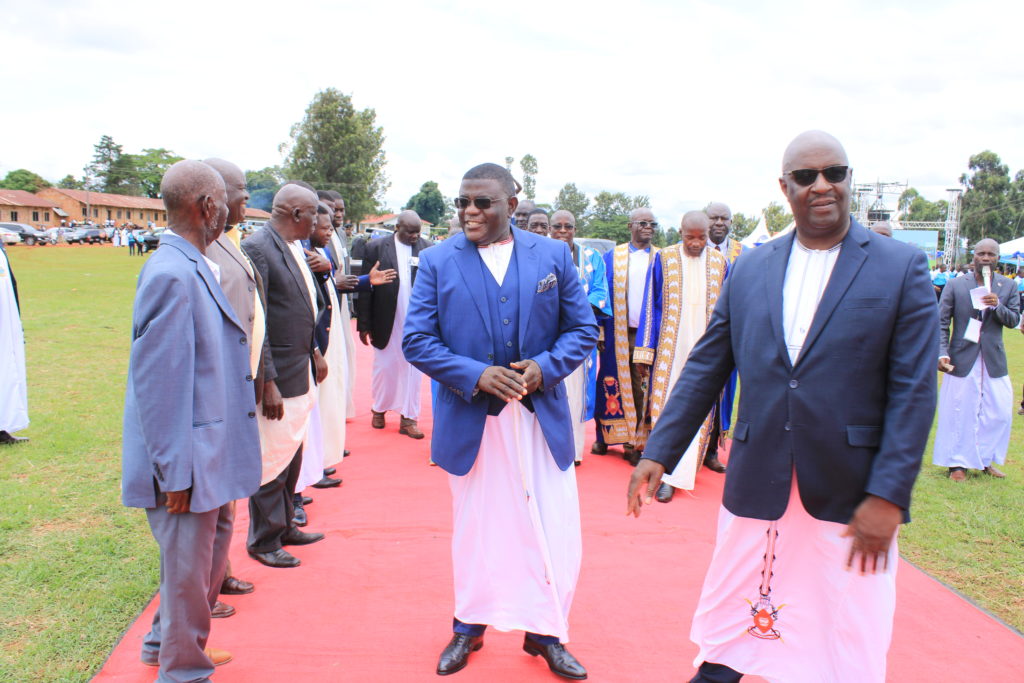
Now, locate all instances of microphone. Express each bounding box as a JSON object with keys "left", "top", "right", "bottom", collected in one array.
[{"left": 983, "top": 265, "right": 992, "bottom": 292}]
